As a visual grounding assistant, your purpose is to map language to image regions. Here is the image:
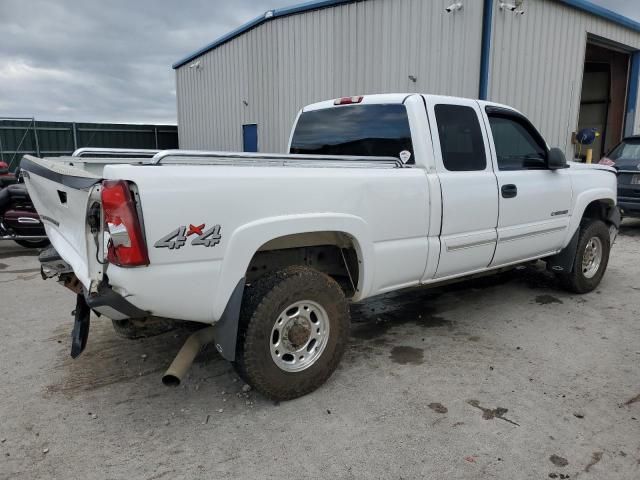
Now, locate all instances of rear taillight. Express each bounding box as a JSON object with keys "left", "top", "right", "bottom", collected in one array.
[
  {"left": 101, "top": 180, "right": 149, "bottom": 267},
  {"left": 334, "top": 95, "right": 364, "bottom": 105},
  {"left": 598, "top": 157, "right": 616, "bottom": 167}
]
